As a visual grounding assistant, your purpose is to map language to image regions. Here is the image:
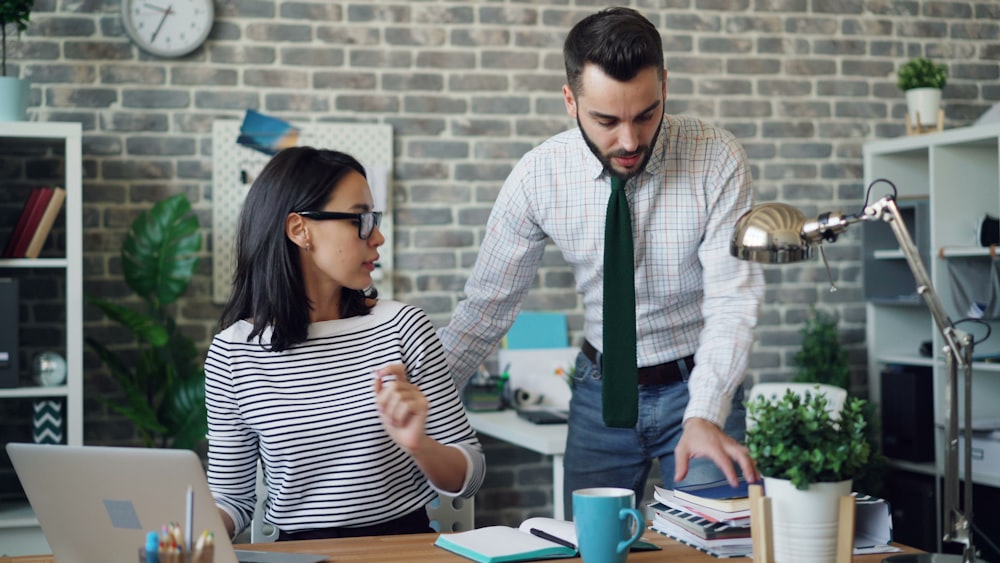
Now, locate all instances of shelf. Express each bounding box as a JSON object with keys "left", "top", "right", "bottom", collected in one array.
[
  {"left": 938, "top": 247, "right": 994, "bottom": 258},
  {"left": 872, "top": 249, "right": 905, "bottom": 260},
  {"left": 887, "top": 459, "right": 938, "bottom": 477},
  {"left": 0, "top": 258, "right": 68, "bottom": 269},
  {"left": 0, "top": 386, "right": 70, "bottom": 399},
  {"left": 0, "top": 502, "right": 37, "bottom": 529}
]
